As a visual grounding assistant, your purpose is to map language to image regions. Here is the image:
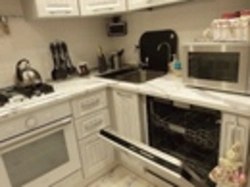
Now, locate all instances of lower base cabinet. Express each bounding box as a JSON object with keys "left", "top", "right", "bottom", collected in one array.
[{"left": 79, "top": 134, "right": 115, "bottom": 178}]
